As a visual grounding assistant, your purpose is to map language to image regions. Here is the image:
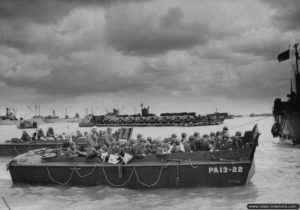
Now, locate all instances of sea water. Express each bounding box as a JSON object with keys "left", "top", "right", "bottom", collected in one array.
[{"left": 0, "top": 117, "right": 299, "bottom": 210}]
